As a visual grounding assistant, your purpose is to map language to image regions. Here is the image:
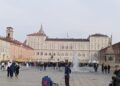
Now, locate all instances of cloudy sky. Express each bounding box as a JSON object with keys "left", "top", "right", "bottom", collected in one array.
[{"left": 0, "top": 0, "right": 120, "bottom": 43}]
